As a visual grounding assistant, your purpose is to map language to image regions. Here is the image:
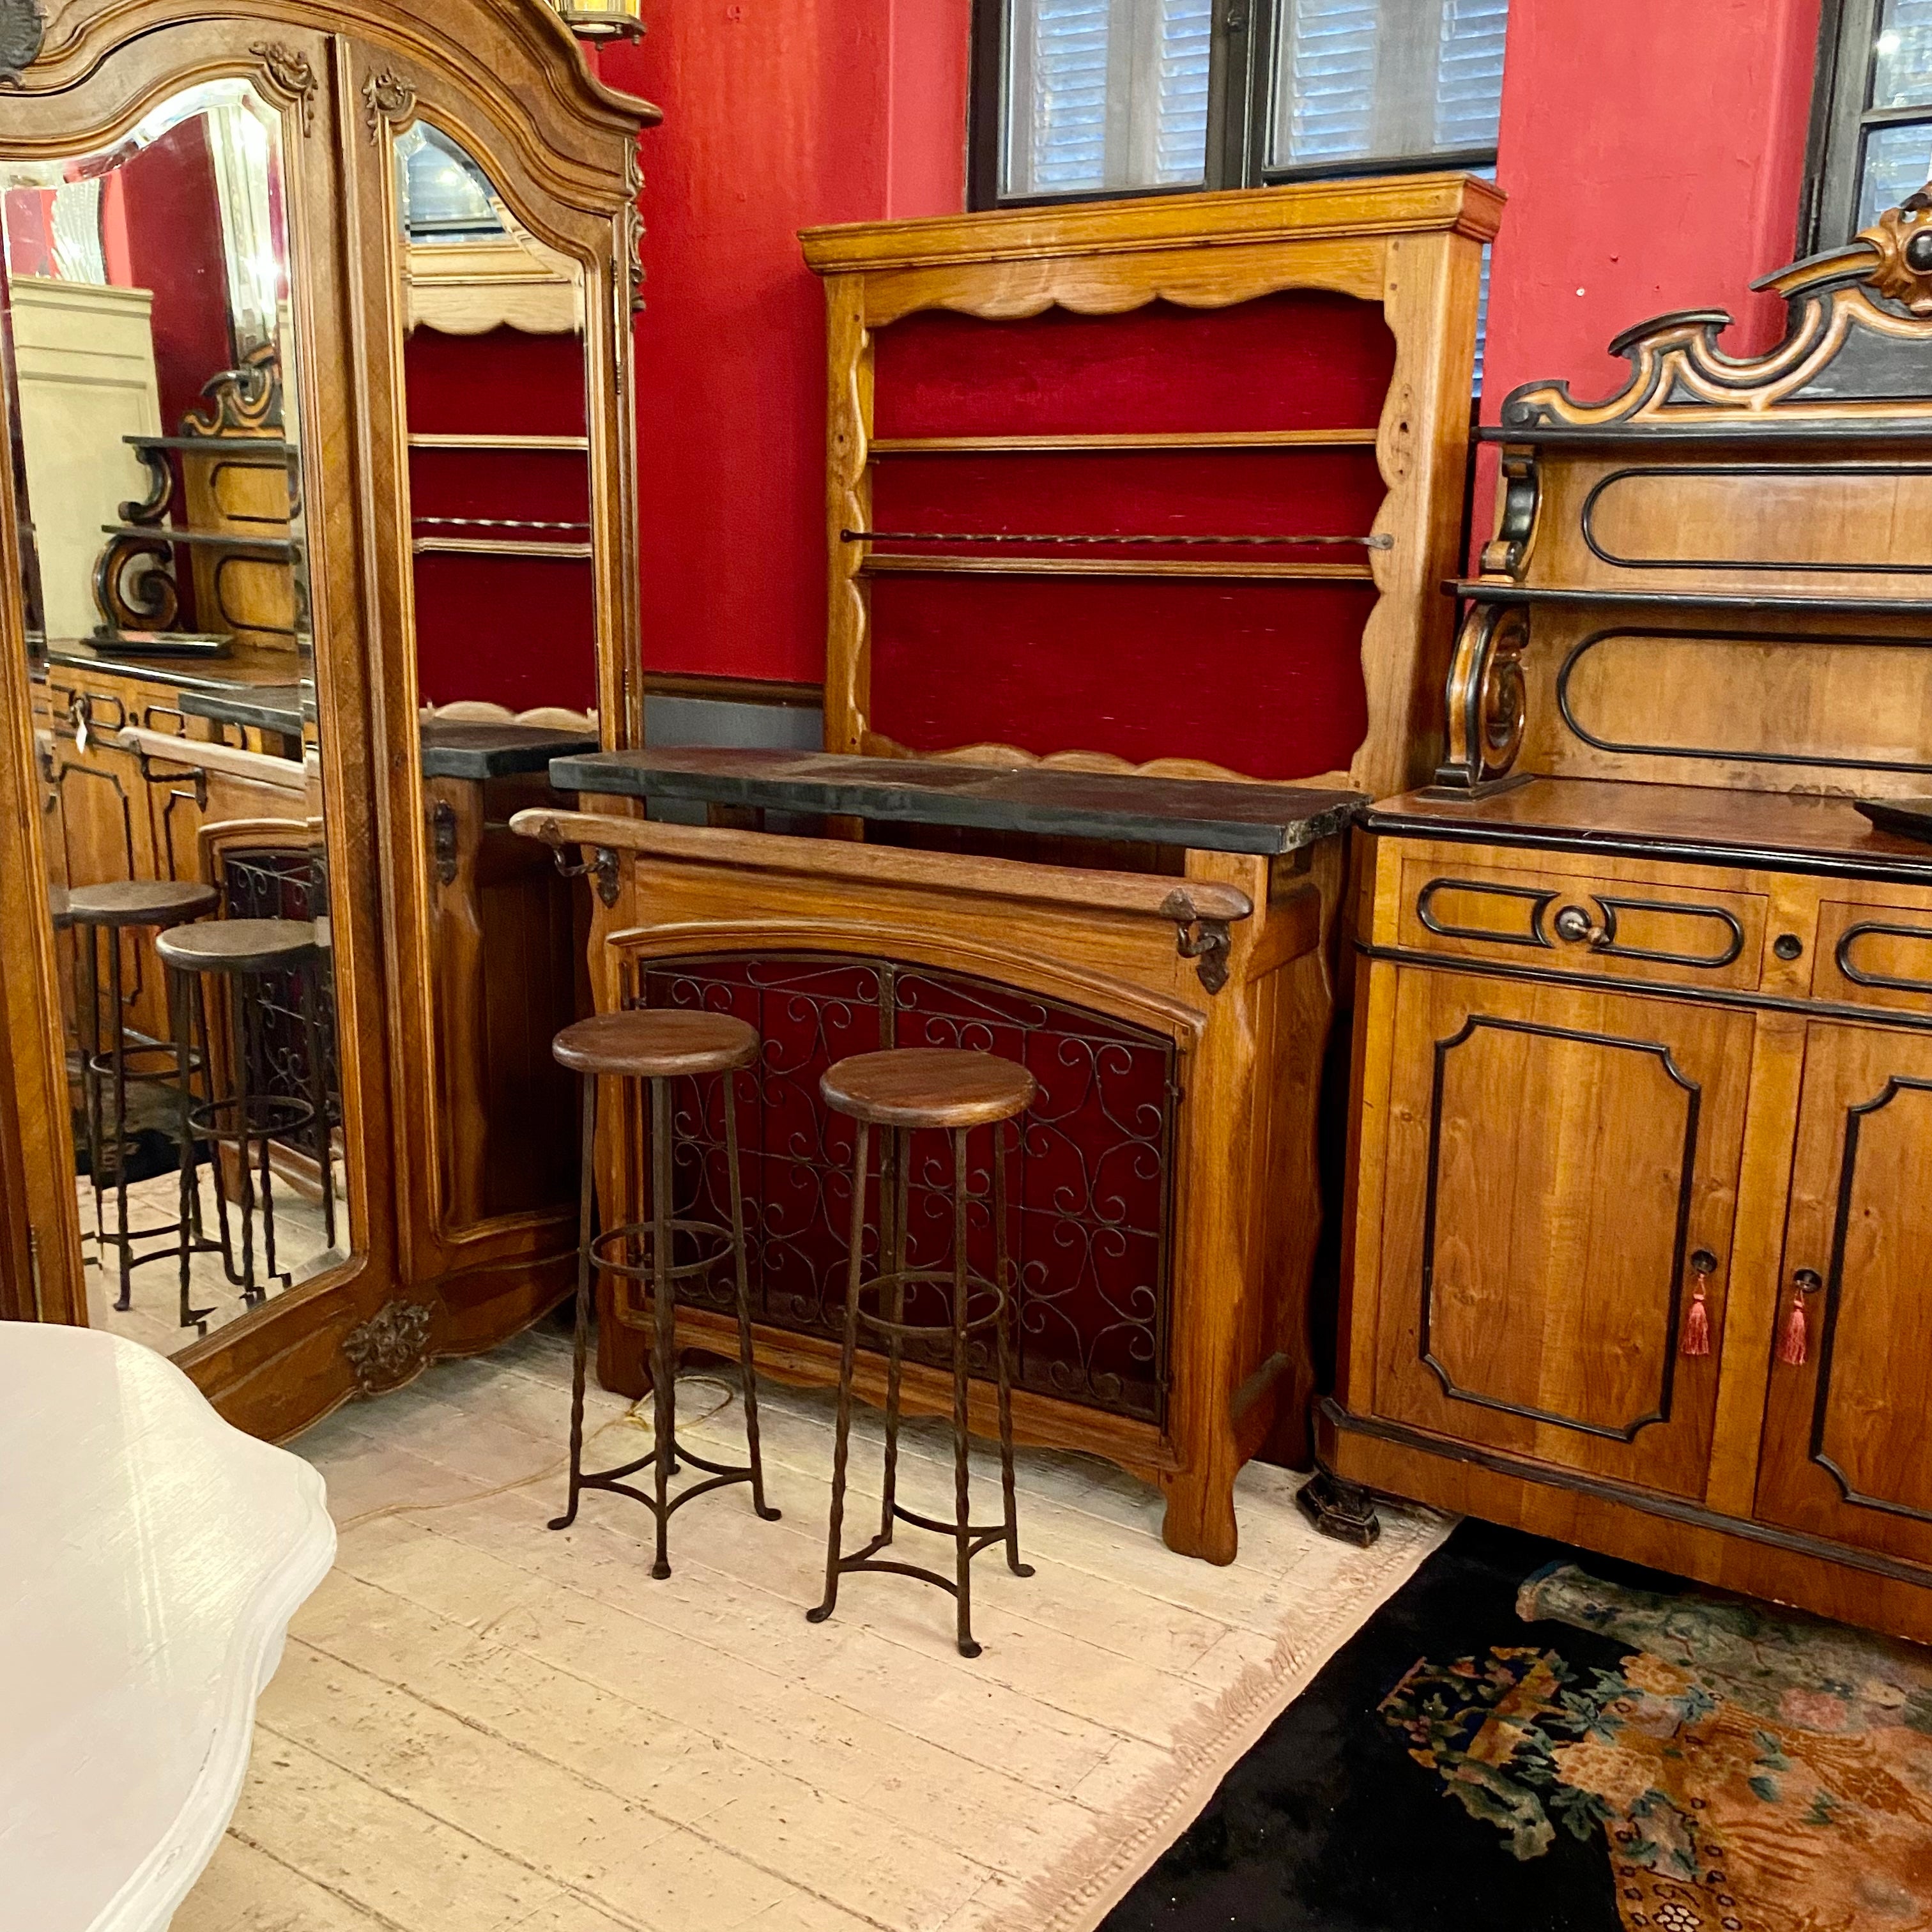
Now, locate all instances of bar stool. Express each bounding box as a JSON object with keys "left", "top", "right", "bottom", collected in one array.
[
  {"left": 67, "top": 880, "right": 220, "bottom": 1318},
  {"left": 154, "top": 917, "right": 334, "bottom": 1329},
  {"left": 549, "top": 1008, "right": 779, "bottom": 1577},
  {"left": 809, "top": 1046, "right": 1037, "bottom": 1658}
]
